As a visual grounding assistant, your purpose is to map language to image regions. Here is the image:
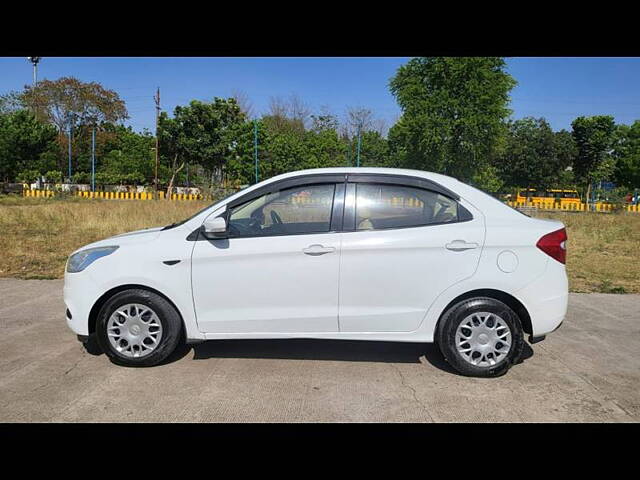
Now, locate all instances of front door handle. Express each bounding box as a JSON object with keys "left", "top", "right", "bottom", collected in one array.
[
  {"left": 446, "top": 240, "right": 479, "bottom": 252},
  {"left": 302, "top": 244, "right": 336, "bottom": 256}
]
